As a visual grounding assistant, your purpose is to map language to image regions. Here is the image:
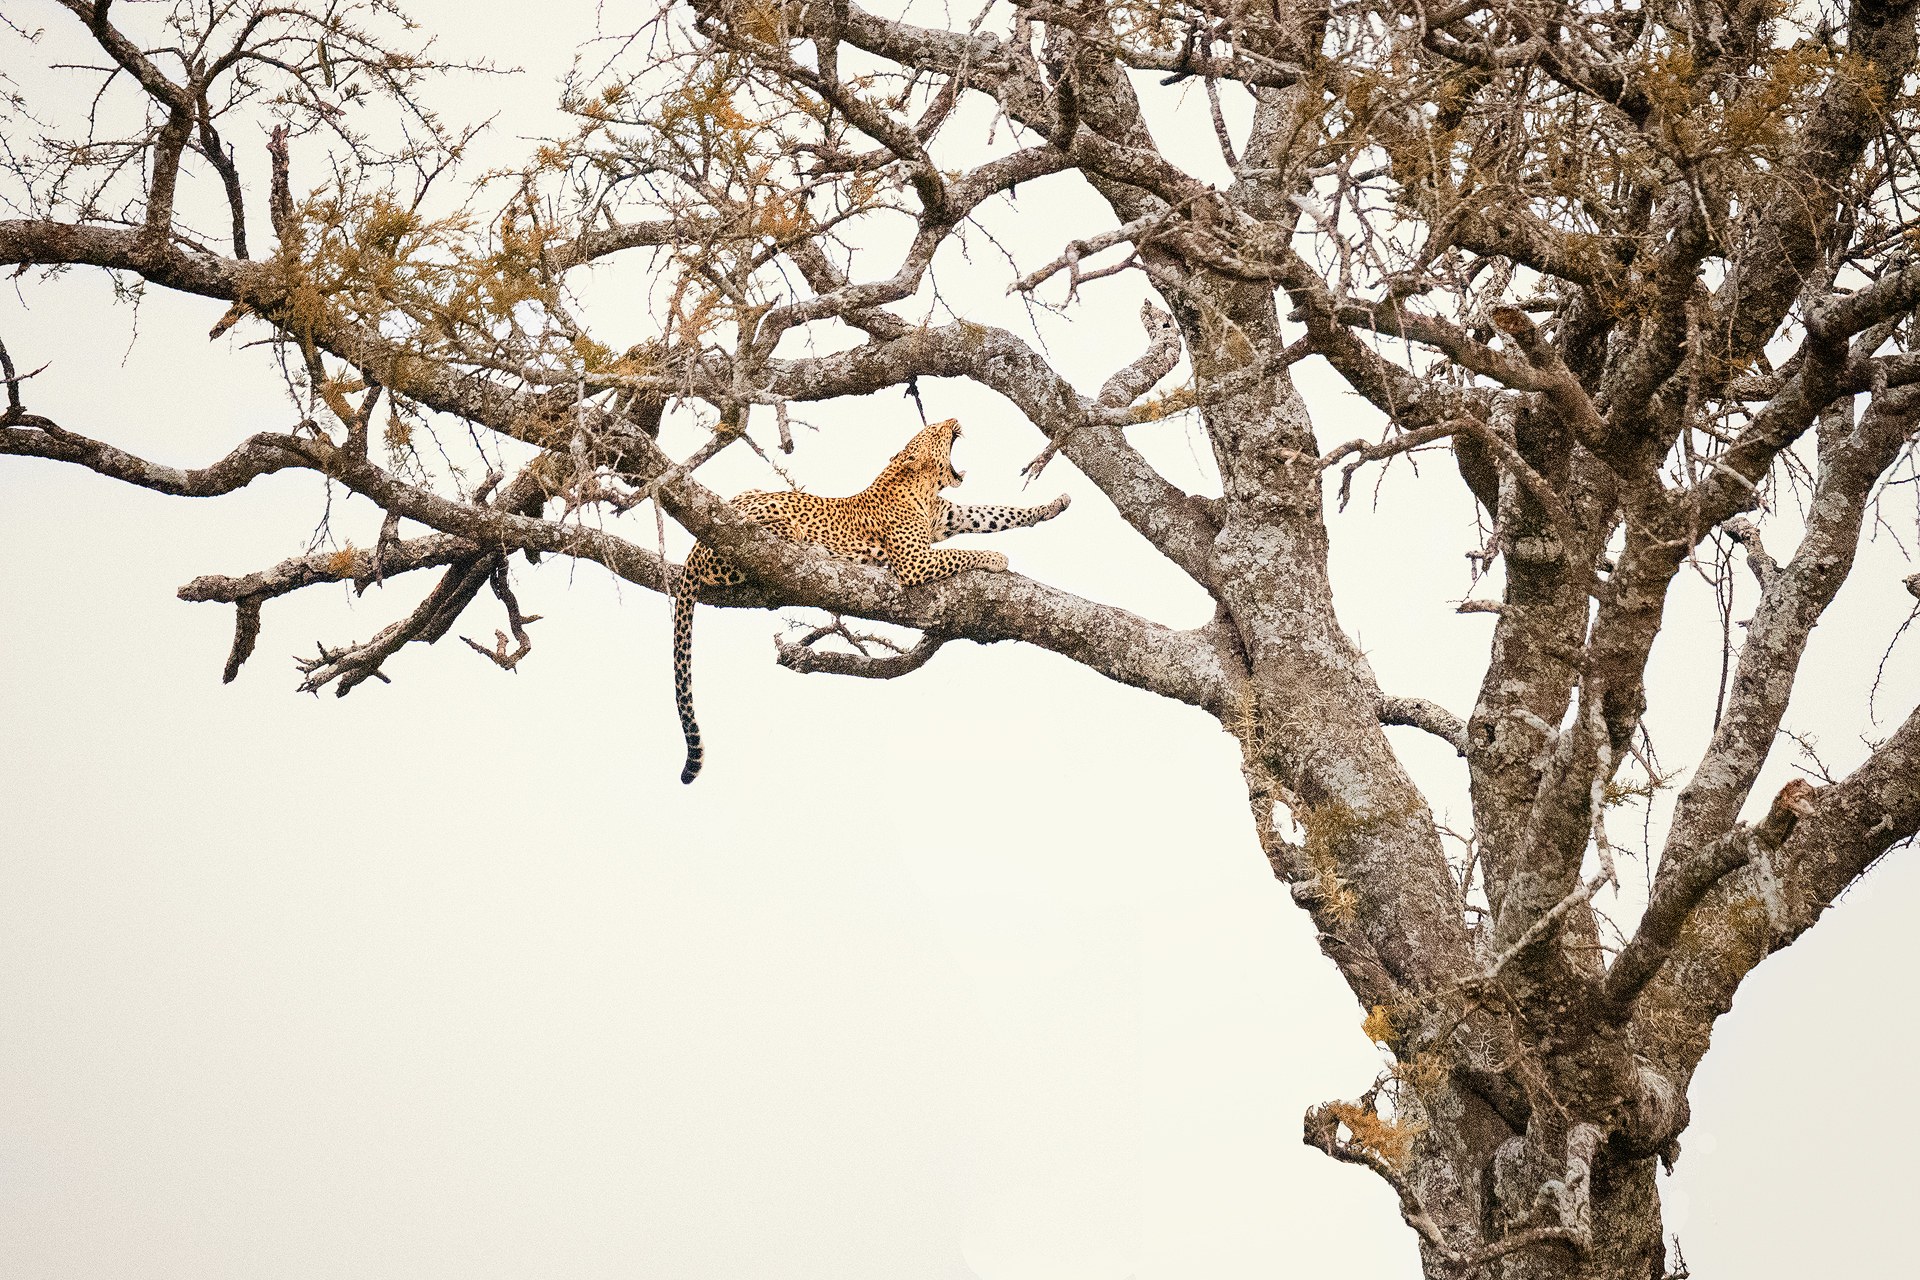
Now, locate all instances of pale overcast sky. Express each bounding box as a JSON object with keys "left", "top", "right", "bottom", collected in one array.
[{"left": 3, "top": 3, "right": 1917, "bottom": 1278}]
